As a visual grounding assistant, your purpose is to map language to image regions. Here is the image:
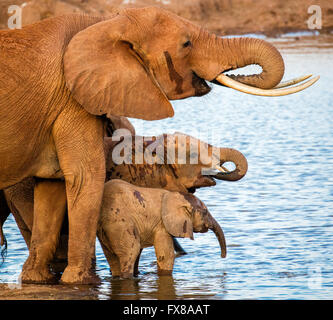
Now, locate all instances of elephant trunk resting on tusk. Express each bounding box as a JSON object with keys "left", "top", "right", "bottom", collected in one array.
[
  {"left": 190, "top": 34, "right": 319, "bottom": 96},
  {"left": 215, "top": 73, "right": 320, "bottom": 96}
]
